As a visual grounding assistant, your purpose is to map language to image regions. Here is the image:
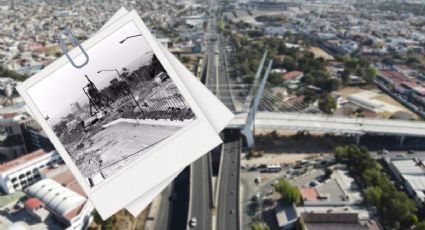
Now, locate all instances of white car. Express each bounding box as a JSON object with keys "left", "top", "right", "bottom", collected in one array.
[{"left": 189, "top": 217, "right": 197, "bottom": 227}]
